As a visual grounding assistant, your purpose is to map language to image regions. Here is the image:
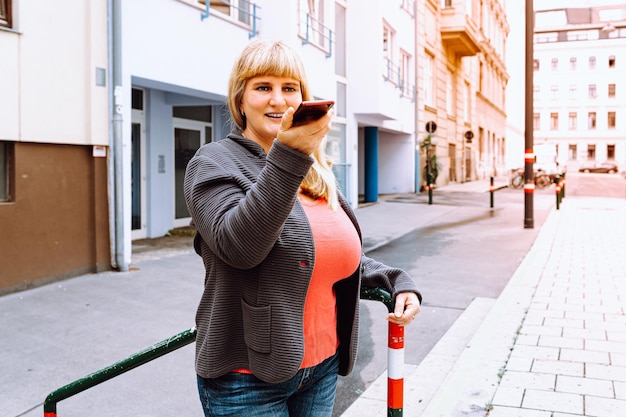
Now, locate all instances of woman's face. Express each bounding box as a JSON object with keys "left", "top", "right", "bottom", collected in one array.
[{"left": 240, "top": 75, "right": 303, "bottom": 148}]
